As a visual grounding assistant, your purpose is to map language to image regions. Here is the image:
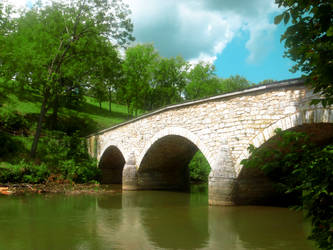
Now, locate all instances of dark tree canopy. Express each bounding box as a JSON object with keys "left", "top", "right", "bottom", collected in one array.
[{"left": 275, "top": 0, "right": 333, "bottom": 106}]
